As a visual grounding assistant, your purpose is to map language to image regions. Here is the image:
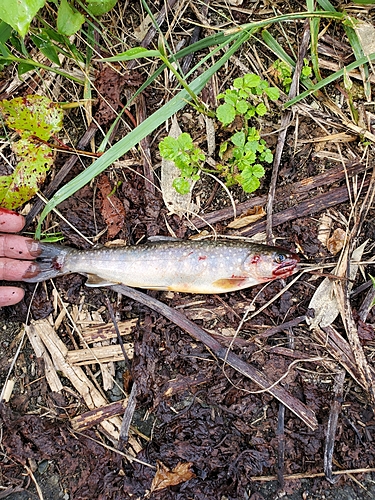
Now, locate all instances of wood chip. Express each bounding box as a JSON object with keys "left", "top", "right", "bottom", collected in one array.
[
  {"left": 66, "top": 343, "right": 134, "bottom": 366},
  {"left": 28, "top": 319, "right": 140, "bottom": 449}
]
